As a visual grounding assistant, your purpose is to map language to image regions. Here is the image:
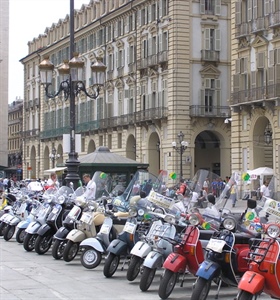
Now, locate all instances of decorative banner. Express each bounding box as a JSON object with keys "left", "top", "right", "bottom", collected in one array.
[
  {"left": 170, "top": 172, "right": 177, "bottom": 179},
  {"left": 263, "top": 197, "right": 280, "bottom": 219},
  {"left": 242, "top": 173, "right": 250, "bottom": 181},
  {"left": 147, "top": 190, "right": 175, "bottom": 209}
]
